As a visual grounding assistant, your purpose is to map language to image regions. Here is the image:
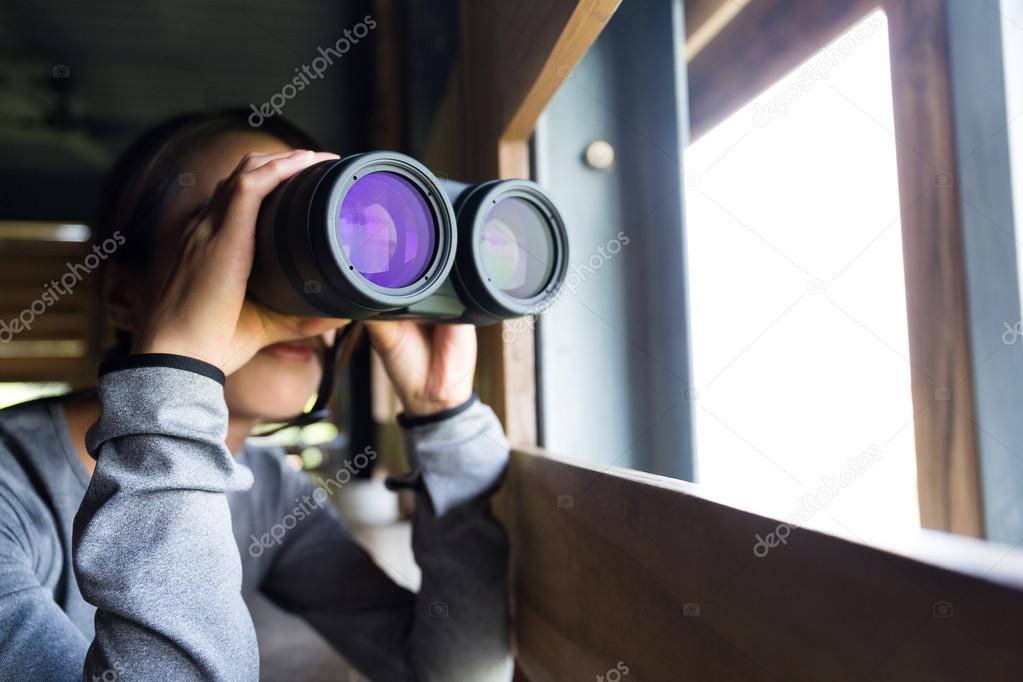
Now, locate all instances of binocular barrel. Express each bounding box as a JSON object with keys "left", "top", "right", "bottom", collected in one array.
[{"left": 249, "top": 151, "right": 568, "bottom": 325}]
